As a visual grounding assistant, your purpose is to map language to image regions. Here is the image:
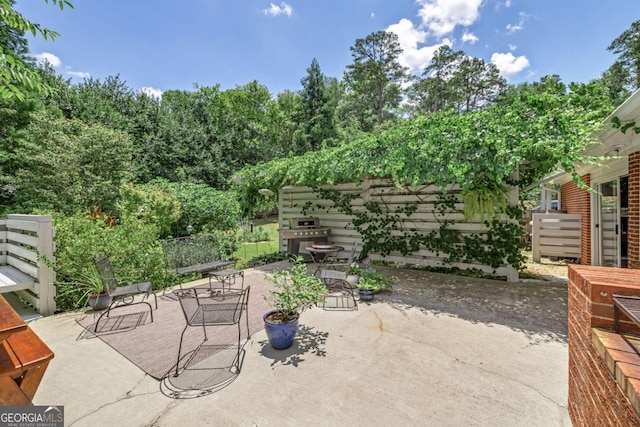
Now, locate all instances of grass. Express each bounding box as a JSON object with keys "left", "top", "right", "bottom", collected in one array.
[{"left": 233, "top": 220, "right": 280, "bottom": 266}]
